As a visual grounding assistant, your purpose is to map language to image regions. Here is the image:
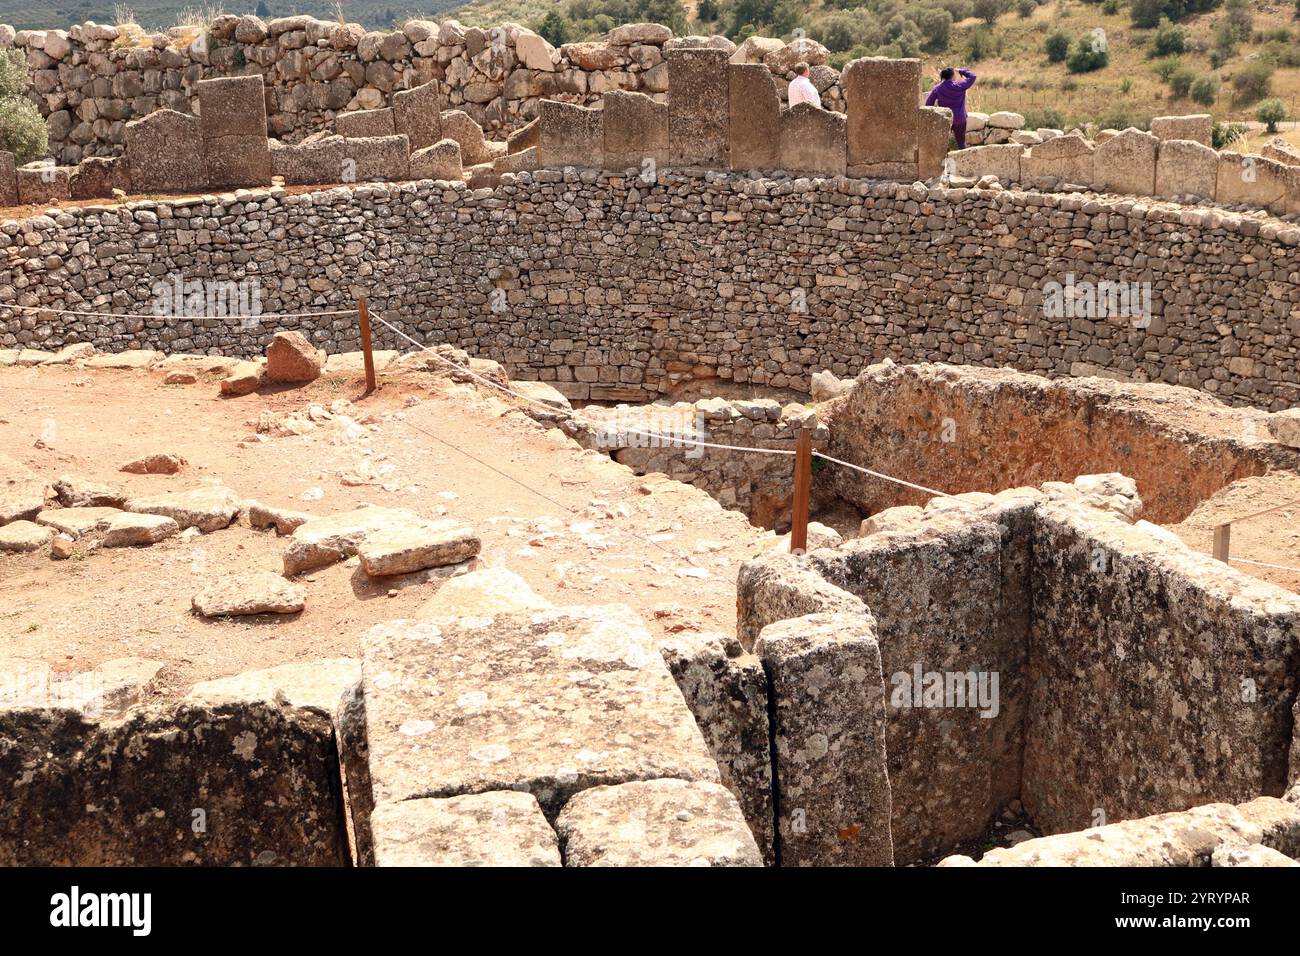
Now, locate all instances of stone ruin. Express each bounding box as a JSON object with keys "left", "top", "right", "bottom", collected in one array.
[{"left": 2, "top": 345, "right": 1299, "bottom": 867}]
